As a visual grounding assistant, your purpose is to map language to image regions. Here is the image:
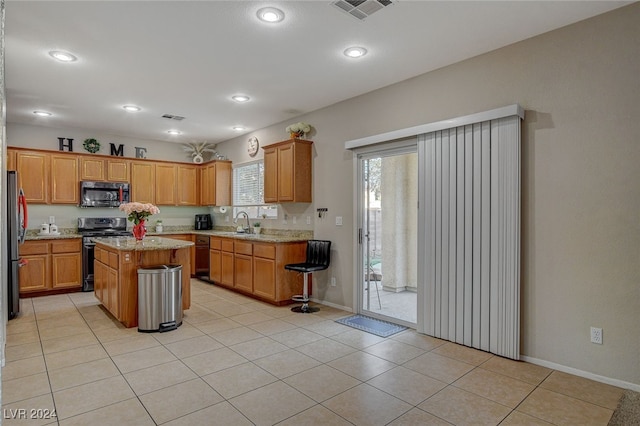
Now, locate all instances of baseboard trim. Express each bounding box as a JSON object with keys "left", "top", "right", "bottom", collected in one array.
[
  {"left": 310, "top": 298, "right": 352, "bottom": 314},
  {"left": 521, "top": 355, "right": 640, "bottom": 392}
]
